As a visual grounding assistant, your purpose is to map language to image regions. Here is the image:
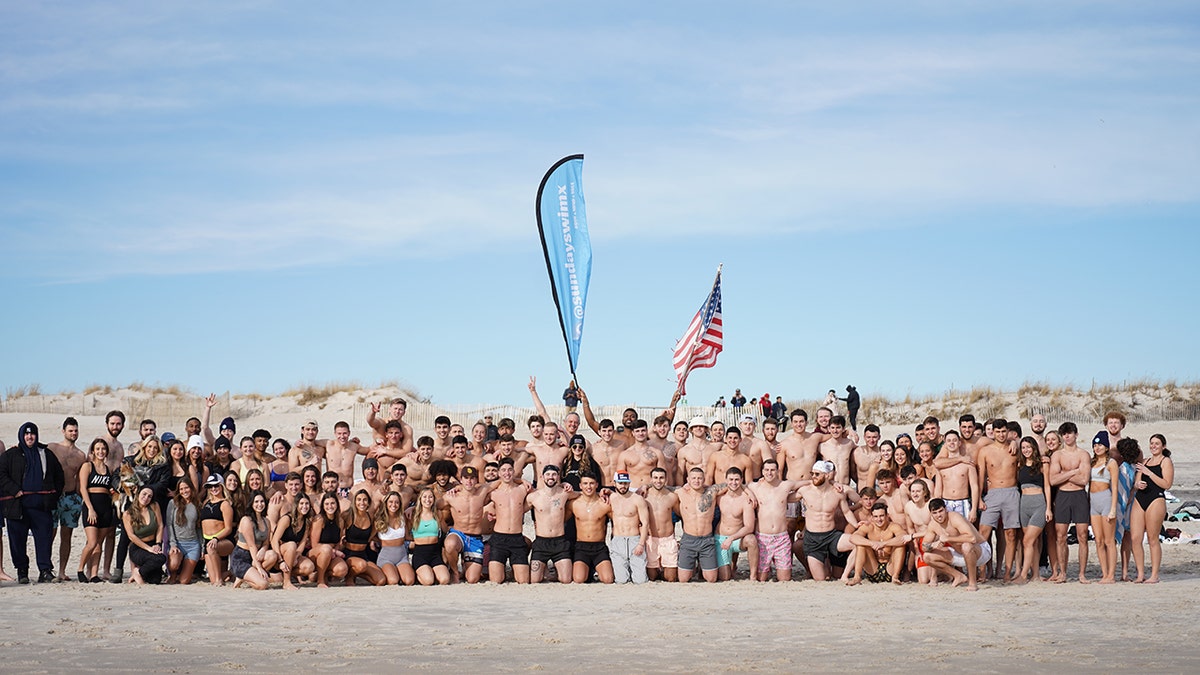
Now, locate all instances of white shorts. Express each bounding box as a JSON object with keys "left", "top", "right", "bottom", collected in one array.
[{"left": 950, "top": 541, "right": 992, "bottom": 568}]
